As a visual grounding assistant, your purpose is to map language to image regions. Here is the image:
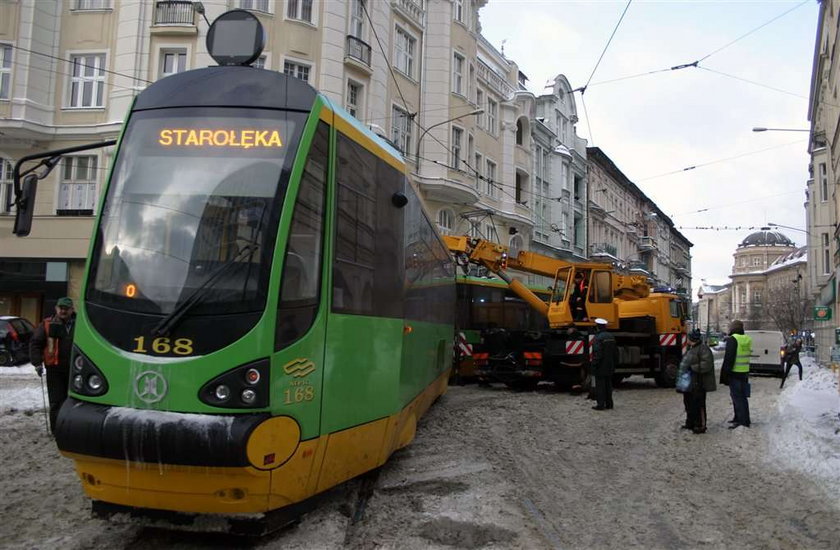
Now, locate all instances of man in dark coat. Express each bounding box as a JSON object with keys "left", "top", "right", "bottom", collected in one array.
[
  {"left": 591, "top": 318, "right": 618, "bottom": 410},
  {"left": 29, "top": 297, "right": 76, "bottom": 434},
  {"left": 680, "top": 329, "right": 716, "bottom": 433},
  {"left": 779, "top": 338, "right": 803, "bottom": 389}
]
